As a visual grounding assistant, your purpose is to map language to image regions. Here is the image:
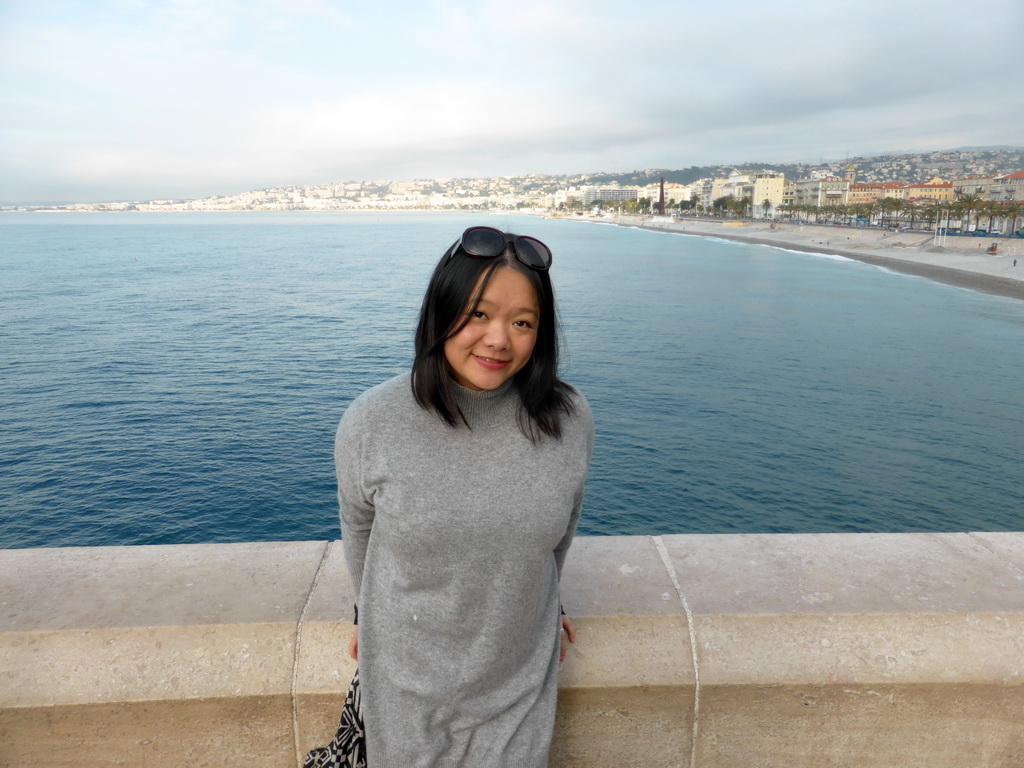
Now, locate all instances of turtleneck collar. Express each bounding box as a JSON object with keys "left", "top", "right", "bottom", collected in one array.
[{"left": 451, "top": 378, "right": 519, "bottom": 428}]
